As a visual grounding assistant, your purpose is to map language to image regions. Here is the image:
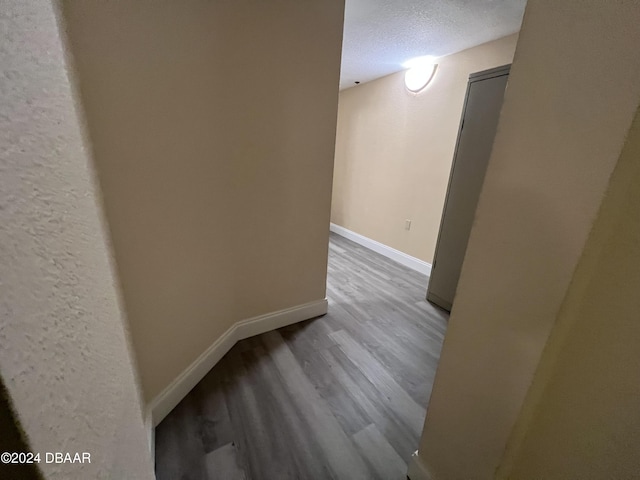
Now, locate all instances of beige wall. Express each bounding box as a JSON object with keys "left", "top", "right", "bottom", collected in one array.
[
  {"left": 331, "top": 34, "right": 518, "bottom": 263},
  {"left": 502, "top": 105, "right": 640, "bottom": 480},
  {"left": 0, "top": 1, "right": 153, "bottom": 478},
  {"left": 60, "top": 0, "right": 345, "bottom": 402},
  {"left": 416, "top": 1, "right": 640, "bottom": 478}
]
